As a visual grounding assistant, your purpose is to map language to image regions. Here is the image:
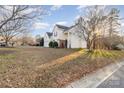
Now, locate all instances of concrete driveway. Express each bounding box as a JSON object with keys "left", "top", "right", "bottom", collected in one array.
[{"left": 97, "top": 65, "right": 124, "bottom": 88}]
